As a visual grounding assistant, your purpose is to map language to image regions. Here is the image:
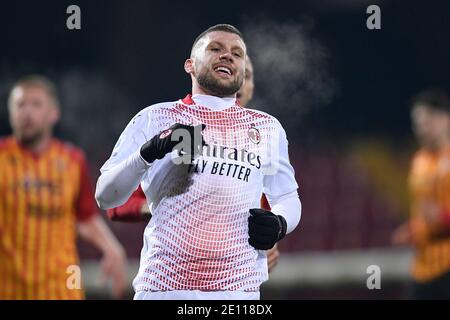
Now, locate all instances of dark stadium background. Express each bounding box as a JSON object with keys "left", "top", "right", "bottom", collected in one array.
[{"left": 1, "top": 0, "right": 449, "bottom": 299}]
